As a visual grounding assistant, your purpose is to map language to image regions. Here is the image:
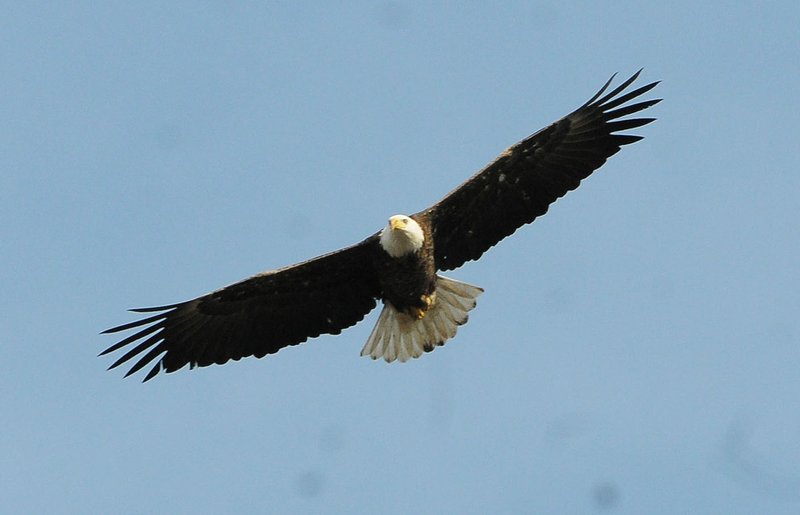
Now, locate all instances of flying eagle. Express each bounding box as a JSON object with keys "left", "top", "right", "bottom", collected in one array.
[{"left": 102, "top": 70, "right": 660, "bottom": 381}]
